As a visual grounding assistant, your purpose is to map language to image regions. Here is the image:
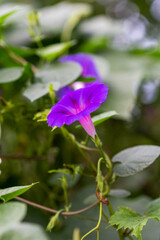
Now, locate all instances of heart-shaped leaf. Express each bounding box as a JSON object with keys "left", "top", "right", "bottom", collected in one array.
[{"left": 112, "top": 145, "right": 160, "bottom": 177}]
